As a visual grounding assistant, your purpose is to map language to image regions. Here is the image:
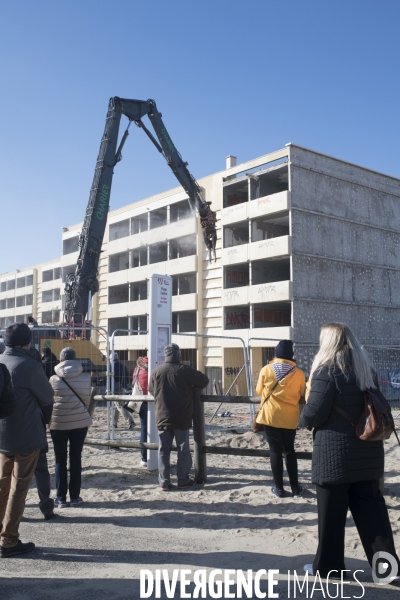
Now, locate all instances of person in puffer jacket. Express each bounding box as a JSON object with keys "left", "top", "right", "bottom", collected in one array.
[
  {"left": 49, "top": 347, "right": 92, "bottom": 508},
  {"left": 298, "top": 323, "right": 400, "bottom": 581},
  {"left": 256, "top": 340, "right": 305, "bottom": 499}
]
